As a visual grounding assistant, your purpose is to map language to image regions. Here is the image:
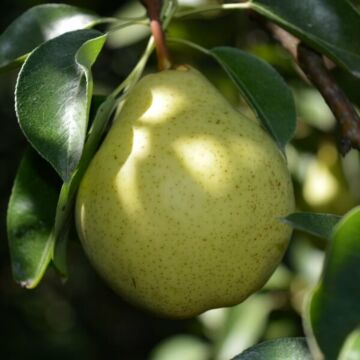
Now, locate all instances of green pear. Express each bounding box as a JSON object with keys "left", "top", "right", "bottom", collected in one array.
[{"left": 75, "top": 66, "right": 294, "bottom": 318}]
